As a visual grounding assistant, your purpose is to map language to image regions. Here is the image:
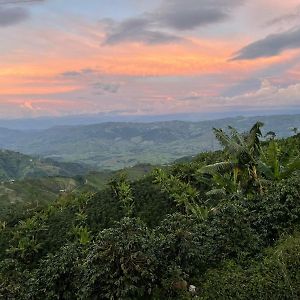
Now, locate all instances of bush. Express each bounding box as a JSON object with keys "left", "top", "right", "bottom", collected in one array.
[
  {"left": 199, "top": 233, "right": 300, "bottom": 300},
  {"left": 78, "top": 218, "right": 157, "bottom": 299},
  {"left": 248, "top": 175, "right": 300, "bottom": 245}
]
